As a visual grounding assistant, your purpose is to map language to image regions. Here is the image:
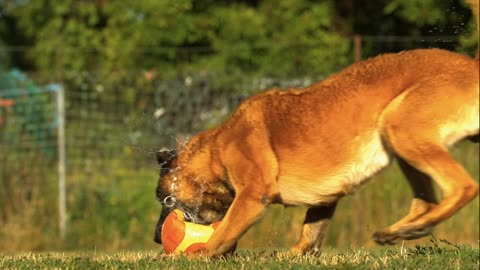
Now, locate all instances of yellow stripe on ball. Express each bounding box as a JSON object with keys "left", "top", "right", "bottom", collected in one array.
[{"left": 174, "top": 221, "right": 215, "bottom": 254}]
